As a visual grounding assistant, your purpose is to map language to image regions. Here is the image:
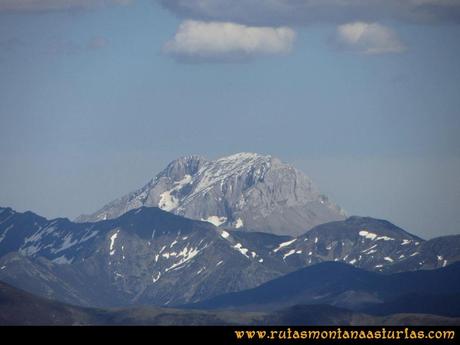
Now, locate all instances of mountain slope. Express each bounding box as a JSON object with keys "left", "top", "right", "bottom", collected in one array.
[
  {"left": 1, "top": 280, "right": 458, "bottom": 326},
  {"left": 0, "top": 279, "right": 96, "bottom": 325},
  {"left": 1, "top": 206, "right": 459, "bottom": 308},
  {"left": 76, "top": 153, "right": 346, "bottom": 236},
  {"left": 267, "top": 216, "right": 460, "bottom": 273},
  {"left": 269, "top": 216, "right": 423, "bottom": 273},
  {"left": 0, "top": 206, "right": 290, "bottom": 307},
  {"left": 0, "top": 279, "right": 264, "bottom": 325},
  {"left": 190, "top": 262, "right": 460, "bottom": 312}
]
